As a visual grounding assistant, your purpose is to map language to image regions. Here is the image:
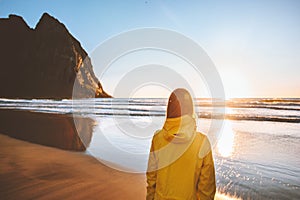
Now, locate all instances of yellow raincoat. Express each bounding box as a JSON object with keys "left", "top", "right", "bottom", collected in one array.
[{"left": 146, "top": 115, "right": 216, "bottom": 200}]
